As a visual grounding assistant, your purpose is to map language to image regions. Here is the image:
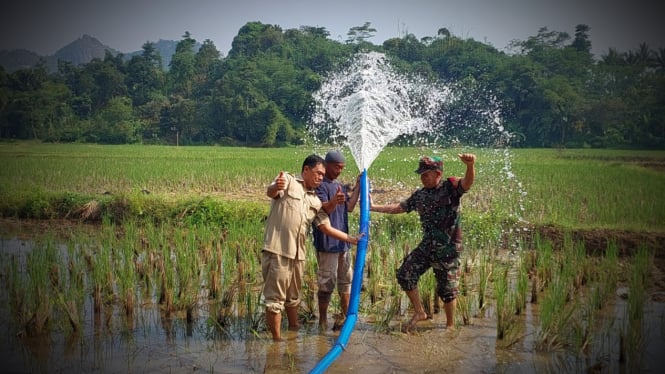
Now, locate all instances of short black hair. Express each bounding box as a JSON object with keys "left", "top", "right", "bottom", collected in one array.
[{"left": 302, "top": 154, "right": 325, "bottom": 172}]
